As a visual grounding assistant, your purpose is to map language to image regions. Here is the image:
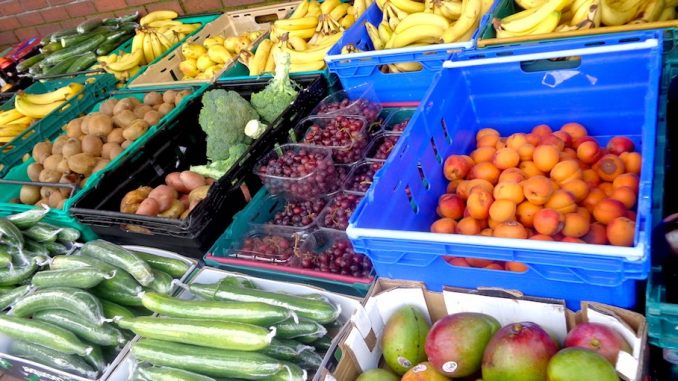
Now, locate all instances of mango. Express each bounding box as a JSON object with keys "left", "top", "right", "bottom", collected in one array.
[
  {"left": 402, "top": 362, "right": 450, "bottom": 381},
  {"left": 382, "top": 305, "right": 430, "bottom": 375},
  {"left": 355, "top": 368, "right": 399, "bottom": 381}
]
